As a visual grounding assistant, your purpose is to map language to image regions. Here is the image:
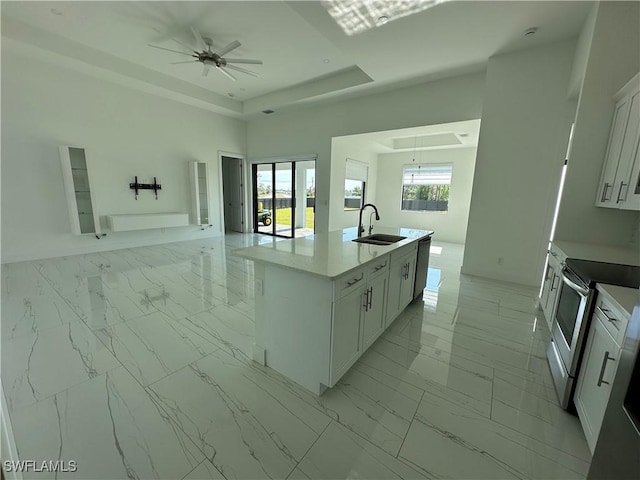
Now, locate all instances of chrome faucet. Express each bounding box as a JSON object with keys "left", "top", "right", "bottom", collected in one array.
[{"left": 358, "top": 203, "right": 380, "bottom": 237}]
